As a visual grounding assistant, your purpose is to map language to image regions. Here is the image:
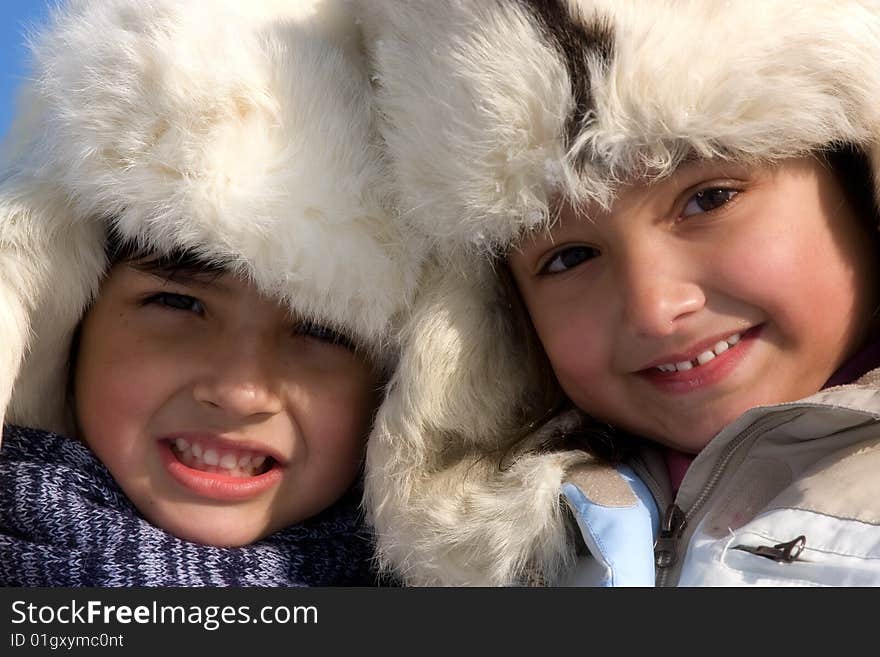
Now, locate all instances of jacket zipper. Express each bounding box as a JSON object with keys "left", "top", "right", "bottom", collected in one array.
[
  {"left": 653, "top": 410, "right": 800, "bottom": 587},
  {"left": 731, "top": 535, "right": 806, "bottom": 562},
  {"left": 654, "top": 504, "right": 686, "bottom": 571}
]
